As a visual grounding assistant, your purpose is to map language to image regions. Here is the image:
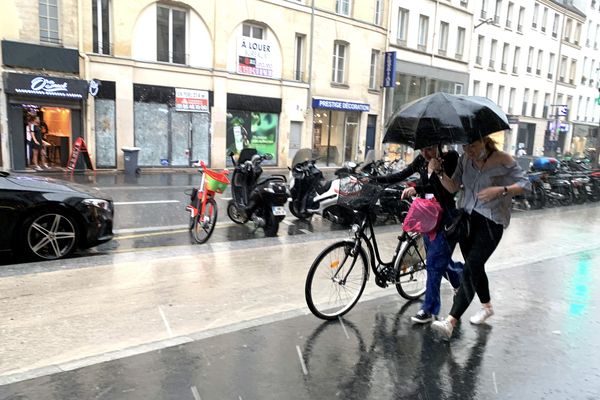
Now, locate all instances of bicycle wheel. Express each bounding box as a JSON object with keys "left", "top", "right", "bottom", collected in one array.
[
  {"left": 305, "top": 241, "right": 369, "bottom": 320},
  {"left": 191, "top": 197, "right": 218, "bottom": 244},
  {"left": 394, "top": 233, "right": 427, "bottom": 300}
]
